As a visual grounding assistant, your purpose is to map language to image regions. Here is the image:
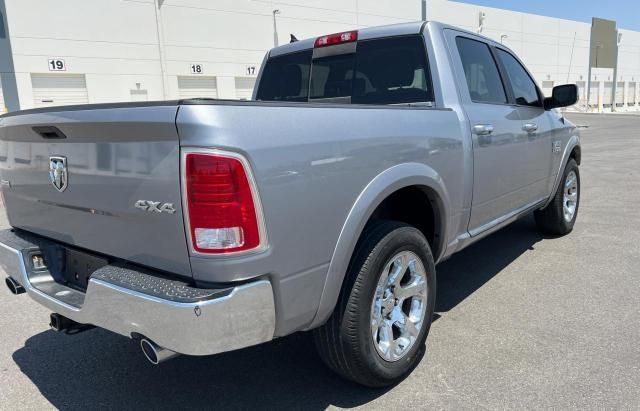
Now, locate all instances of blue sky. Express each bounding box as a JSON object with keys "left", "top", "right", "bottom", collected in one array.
[{"left": 453, "top": 0, "right": 640, "bottom": 31}]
